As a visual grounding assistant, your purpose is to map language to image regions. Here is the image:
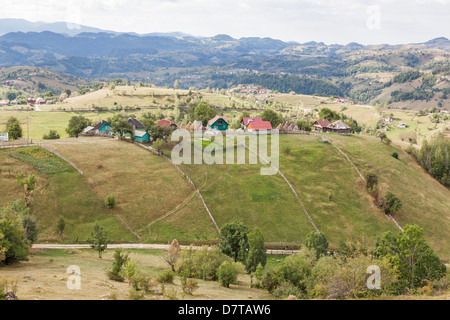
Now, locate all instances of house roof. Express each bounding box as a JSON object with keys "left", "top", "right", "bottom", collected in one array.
[
  {"left": 134, "top": 130, "right": 149, "bottom": 138},
  {"left": 82, "top": 126, "right": 94, "bottom": 133},
  {"left": 248, "top": 121, "right": 273, "bottom": 130},
  {"left": 207, "top": 116, "right": 228, "bottom": 126},
  {"left": 313, "top": 119, "right": 331, "bottom": 128},
  {"left": 329, "top": 120, "right": 351, "bottom": 130},
  {"left": 128, "top": 118, "right": 146, "bottom": 130},
  {"left": 157, "top": 119, "right": 176, "bottom": 127},
  {"left": 241, "top": 117, "right": 263, "bottom": 126},
  {"left": 93, "top": 120, "right": 111, "bottom": 131}
]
